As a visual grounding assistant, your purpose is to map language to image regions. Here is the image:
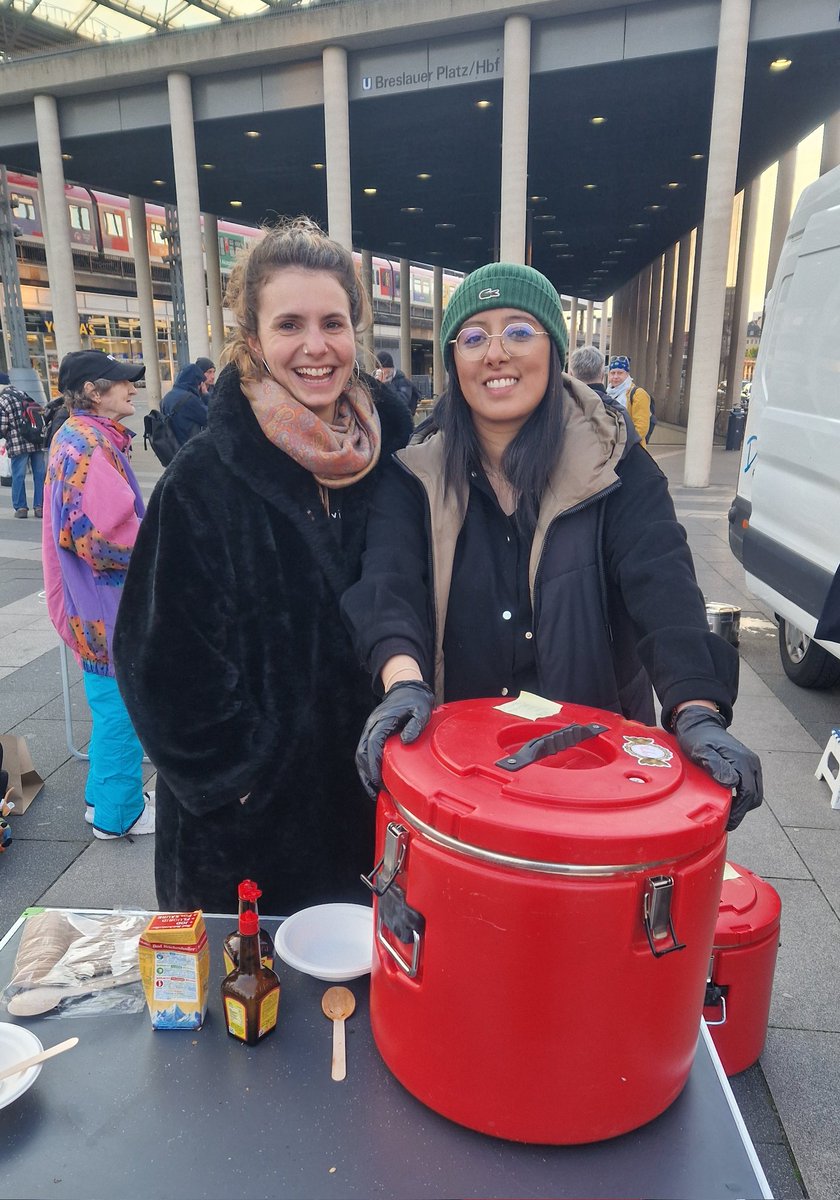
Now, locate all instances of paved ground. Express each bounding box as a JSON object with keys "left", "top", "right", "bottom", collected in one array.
[{"left": 1, "top": 405, "right": 838, "bottom": 1200}]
